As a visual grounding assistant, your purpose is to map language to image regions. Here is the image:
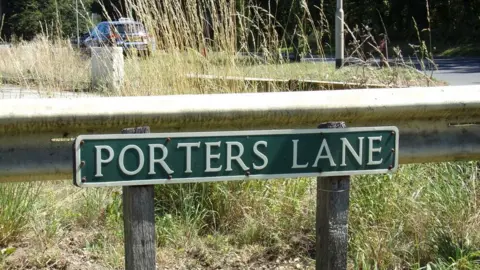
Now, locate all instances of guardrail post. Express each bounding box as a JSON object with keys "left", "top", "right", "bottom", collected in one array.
[
  {"left": 91, "top": 47, "right": 124, "bottom": 94},
  {"left": 121, "top": 126, "right": 156, "bottom": 270},
  {"left": 316, "top": 121, "right": 350, "bottom": 269}
]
